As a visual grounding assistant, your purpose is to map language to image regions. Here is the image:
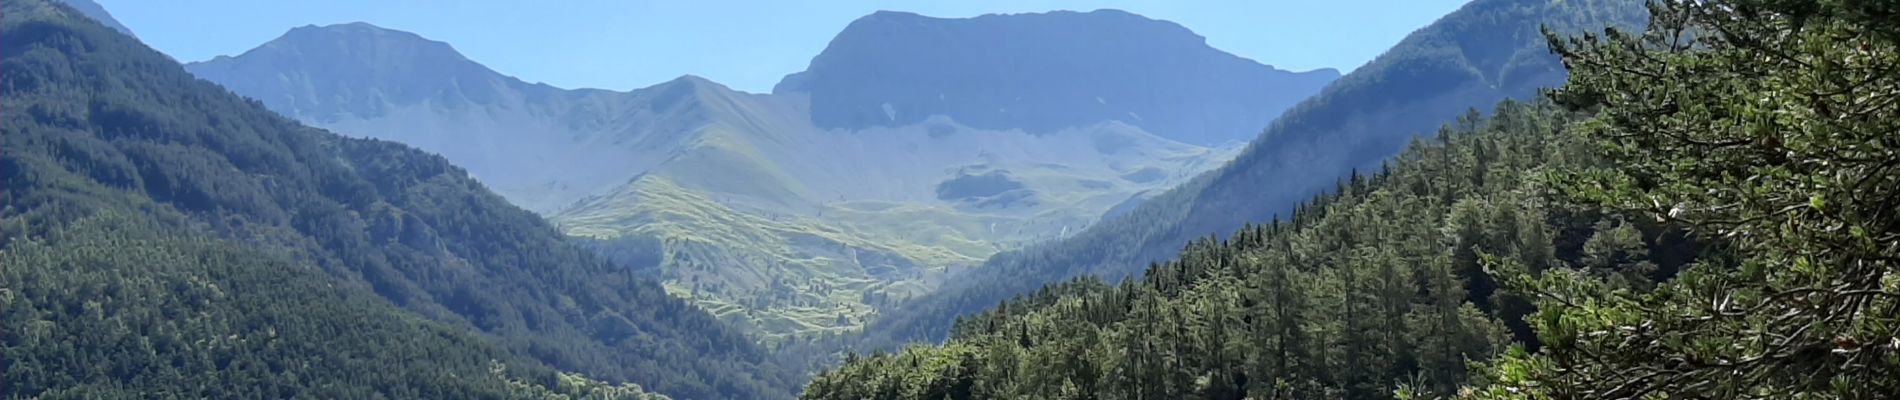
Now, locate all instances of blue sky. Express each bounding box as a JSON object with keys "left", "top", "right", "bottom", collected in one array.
[{"left": 99, "top": 0, "right": 1469, "bottom": 93}]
